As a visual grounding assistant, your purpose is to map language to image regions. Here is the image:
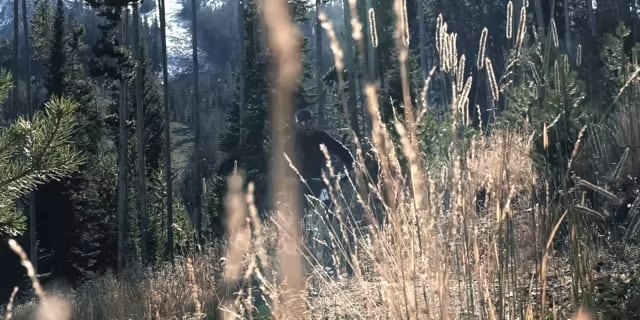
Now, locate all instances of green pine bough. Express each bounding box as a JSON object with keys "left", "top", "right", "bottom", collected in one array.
[{"left": 0, "top": 68, "right": 84, "bottom": 238}]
